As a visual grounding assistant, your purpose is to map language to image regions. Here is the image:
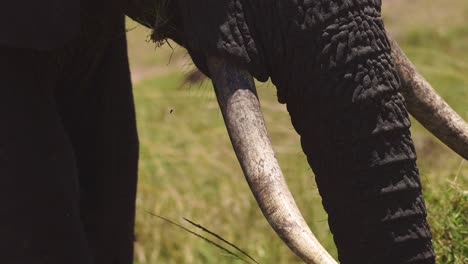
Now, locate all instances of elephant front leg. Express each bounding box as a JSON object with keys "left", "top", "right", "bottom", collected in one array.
[
  {"left": 285, "top": 7, "right": 436, "bottom": 264},
  {"left": 0, "top": 46, "right": 92, "bottom": 264}
]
